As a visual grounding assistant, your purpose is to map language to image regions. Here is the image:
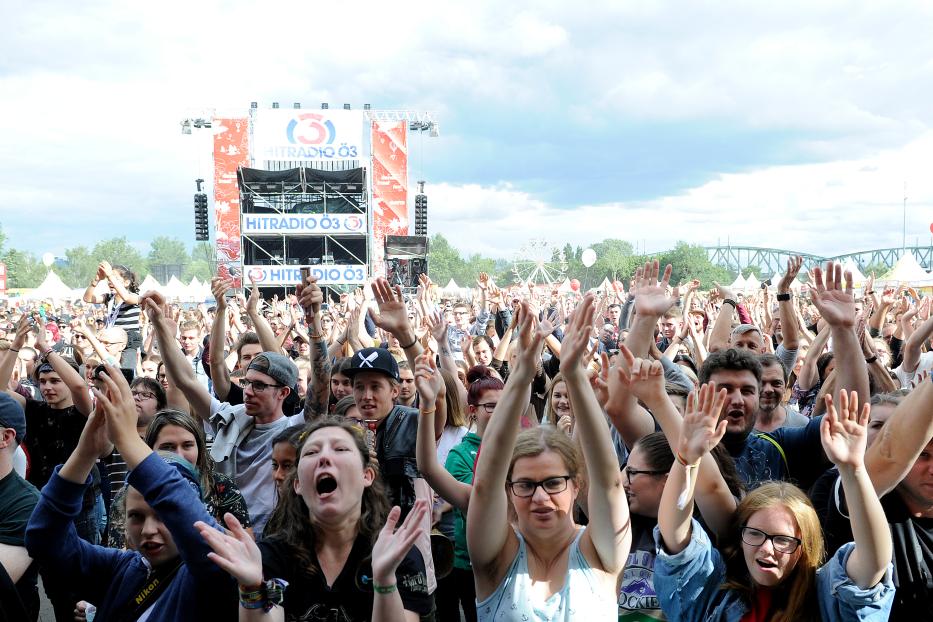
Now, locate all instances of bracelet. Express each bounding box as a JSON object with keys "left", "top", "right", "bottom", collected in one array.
[
  {"left": 722, "top": 299, "right": 737, "bottom": 308},
  {"left": 308, "top": 332, "right": 324, "bottom": 340},
  {"left": 865, "top": 355, "right": 878, "bottom": 364},
  {"left": 373, "top": 583, "right": 398, "bottom": 594},
  {"left": 776, "top": 293, "right": 791, "bottom": 302},
  {"left": 399, "top": 337, "right": 418, "bottom": 350},
  {"left": 676, "top": 451, "right": 700, "bottom": 468},
  {"left": 40, "top": 347, "right": 54, "bottom": 360},
  {"left": 9, "top": 348, "right": 19, "bottom": 353},
  {"left": 420, "top": 408, "right": 436, "bottom": 416},
  {"left": 239, "top": 579, "right": 288, "bottom": 612},
  {"left": 864, "top": 290, "right": 874, "bottom": 295},
  {"left": 675, "top": 451, "right": 701, "bottom": 511}
]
